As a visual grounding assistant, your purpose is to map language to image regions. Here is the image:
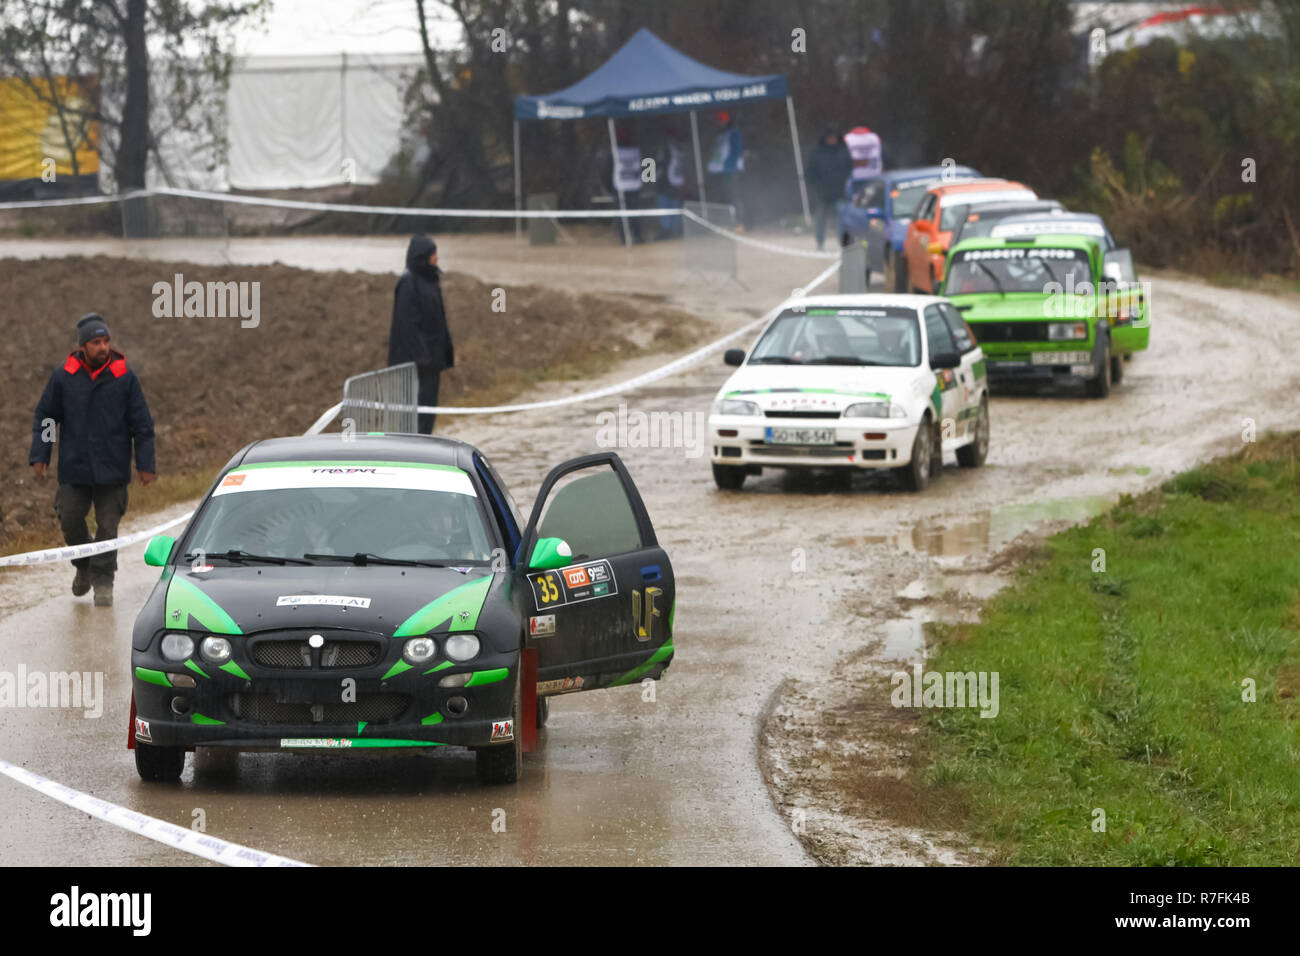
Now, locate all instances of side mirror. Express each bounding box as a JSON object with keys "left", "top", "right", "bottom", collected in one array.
[
  {"left": 914, "top": 220, "right": 934, "bottom": 235},
  {"left": 930, "top": 351, "right": 960, "bottom": 370},
  {"left": 723, "top": 348, "right": 745, "bottom": 367},
  {"left": 144, "top": 534, "right": 175, "bottom": 567},
  {"left": 529, "top": 536, "right": 573, "bottom": 571}
]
